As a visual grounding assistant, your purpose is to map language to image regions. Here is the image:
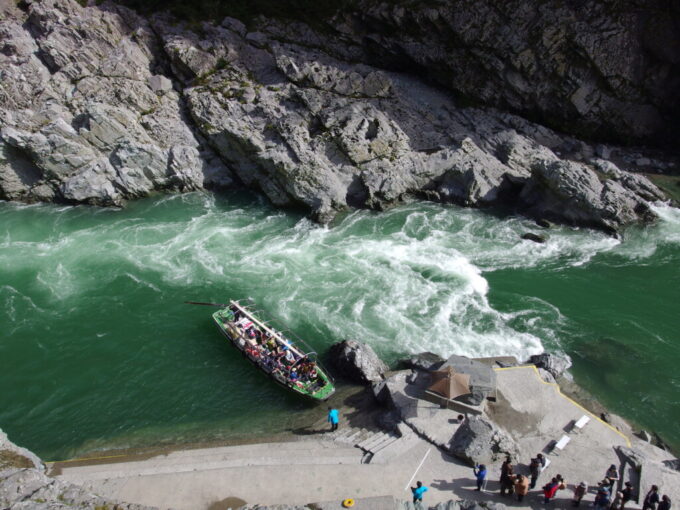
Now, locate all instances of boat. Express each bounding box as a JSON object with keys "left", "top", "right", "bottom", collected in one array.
[{"left": 212, "top": 300, "right": 336, "bottom": 401}]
